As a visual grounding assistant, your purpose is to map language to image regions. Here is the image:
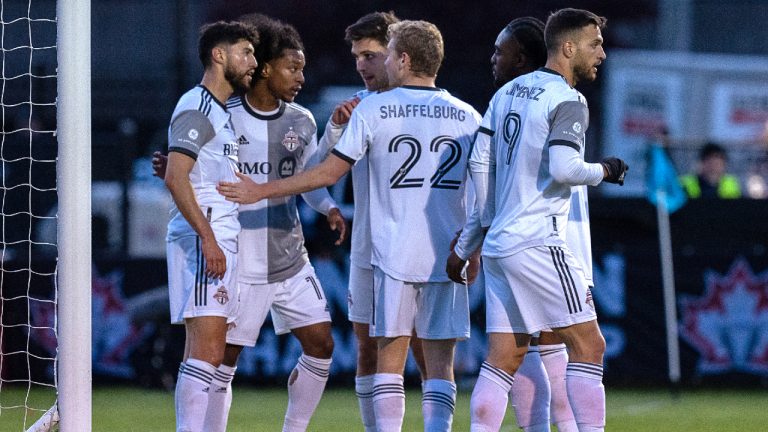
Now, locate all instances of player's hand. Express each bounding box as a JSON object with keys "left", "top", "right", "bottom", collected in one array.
[
  {"left": 600, "top": 157, "right": 629, "bottom": 185},
  {"left": 200, "top": 237, "right": 226, "bottom": 280},
  {"left": 326, "top": 207, "right": 347, "bottom": 246},
  {"left": 449, "top": 229, "right": 461, "bottom": 252},
  {"left": 331, "top": 97, "right": 360, "bottom": 126},
  {"left": 217, "top": 172, "right": 265, "bottom": 204},
  {"left": 446, "top": 250, "right": 468, "bottom": 284},
  {"left": 152, "top": 151, "right": 168, "bottom": 179},
  {"left": 465, "top": 251, "right": 481, "bottom": 285}
]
